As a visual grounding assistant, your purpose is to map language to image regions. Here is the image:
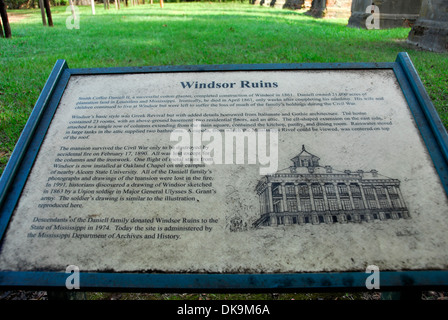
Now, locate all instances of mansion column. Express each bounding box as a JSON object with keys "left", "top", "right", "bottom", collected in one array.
[
  {"left": 334, "top": 183, "right": 343, "bottom": 210},
  {"left": 359, "top": 183, "right": 369, "bottom": 210},
  {"left": 294, "top": 183, "right": 302, "bottom": 212},
  {"left": 372, "top": 186, "right": 381, "bottom": 210},
  {"left": 282, "top": 0, "right": 305, "bottom": 10},
  {"left": 308, "top": 183, "right": 316, "bottom": 211},
  {"left": 281, "top": 183, "right": 288, "bottom": 213},
  {"left": 259, "top": 194, "right": 264, "bottom": 215},
  {"left": 348, "top": 0, "right": 423, "bottom": 29},
  {"left": 307, "top": 0, "right": 327, "bottom": 18},
  {"left": 408, "top": 0, "right": 448, "bottom": 52},
  {"left": 346, "top": 183, "right": 356, "bottom": 210},
  {"left": 267, "top": 183, "right": 274, "bottom": 213},
  {"left": 320, "top": 182, "right": 330, "bottom": 211},
  {"left": 384, "top": 185, "right": 394, "bottom": 209}
]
